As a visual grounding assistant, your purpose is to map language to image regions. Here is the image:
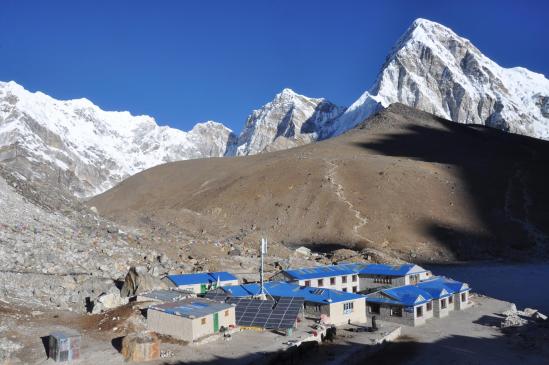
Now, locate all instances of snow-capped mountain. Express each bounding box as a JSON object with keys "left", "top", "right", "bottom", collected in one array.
[
  {"left": 326, "top": 18, "right": 549, "bottom": 140},
  {"left": 233, "top": 88, "right": 345, "bottom": 156},
  {"left": 0, "top": 81, "right": 236, "bottom": 197}
]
